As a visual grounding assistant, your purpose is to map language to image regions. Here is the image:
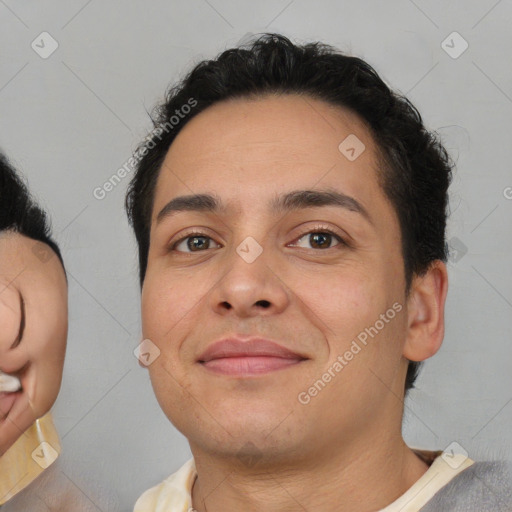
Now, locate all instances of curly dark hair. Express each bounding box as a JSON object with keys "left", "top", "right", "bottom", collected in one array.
[
  {"left": 0, "top": 150, "right": 65, "bottom": 270},
  {"left": 125, "top": 33, "right": 453, "bottom": 393}
]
